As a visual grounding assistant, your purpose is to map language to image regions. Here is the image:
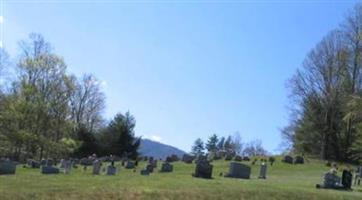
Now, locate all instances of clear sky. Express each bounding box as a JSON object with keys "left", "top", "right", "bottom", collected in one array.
[{"left": 1, "top": 0, "right": 359, "bottom": 153}]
